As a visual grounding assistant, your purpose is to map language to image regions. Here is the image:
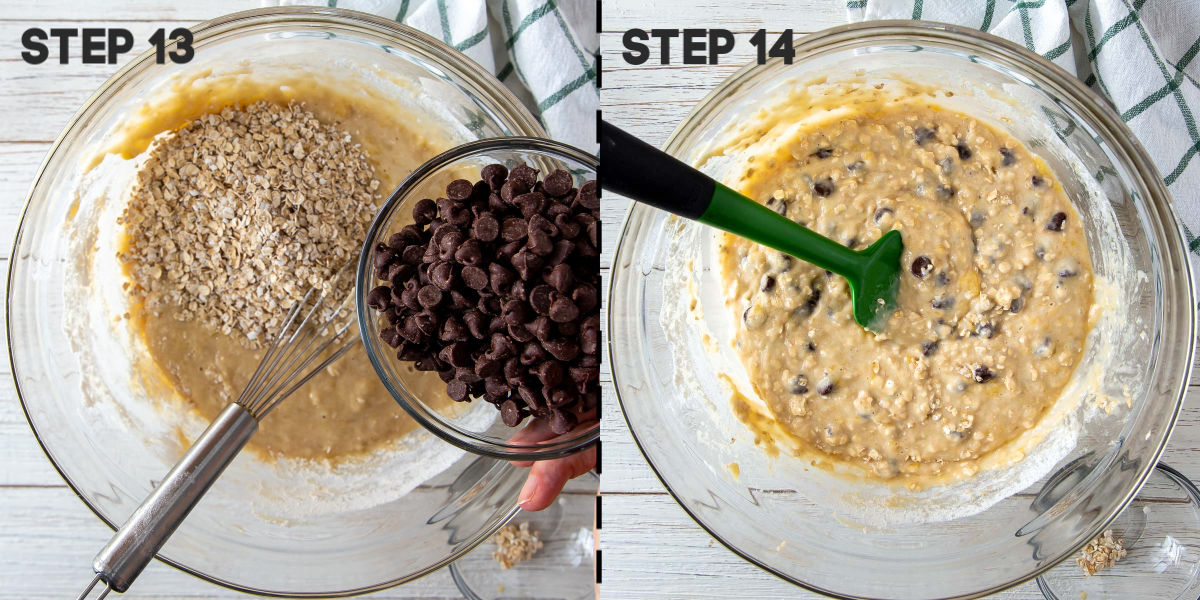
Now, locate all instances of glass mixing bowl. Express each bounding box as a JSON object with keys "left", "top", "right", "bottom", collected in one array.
[
  {"left": 608, "top": 21, "right": 1195, "bottom": 600},
  {"left": 9, "top": 7, "right": 546, "bottom": 596},
  {"left": 357, "top": 138, "right": 600, "bottom": 461}
]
